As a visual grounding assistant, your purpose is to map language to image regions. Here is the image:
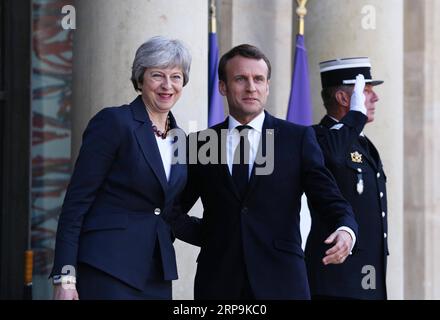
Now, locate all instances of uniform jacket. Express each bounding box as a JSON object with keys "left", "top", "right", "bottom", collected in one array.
[{"left": 305, "top": 110, "right": 388, "bottom": 299}]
